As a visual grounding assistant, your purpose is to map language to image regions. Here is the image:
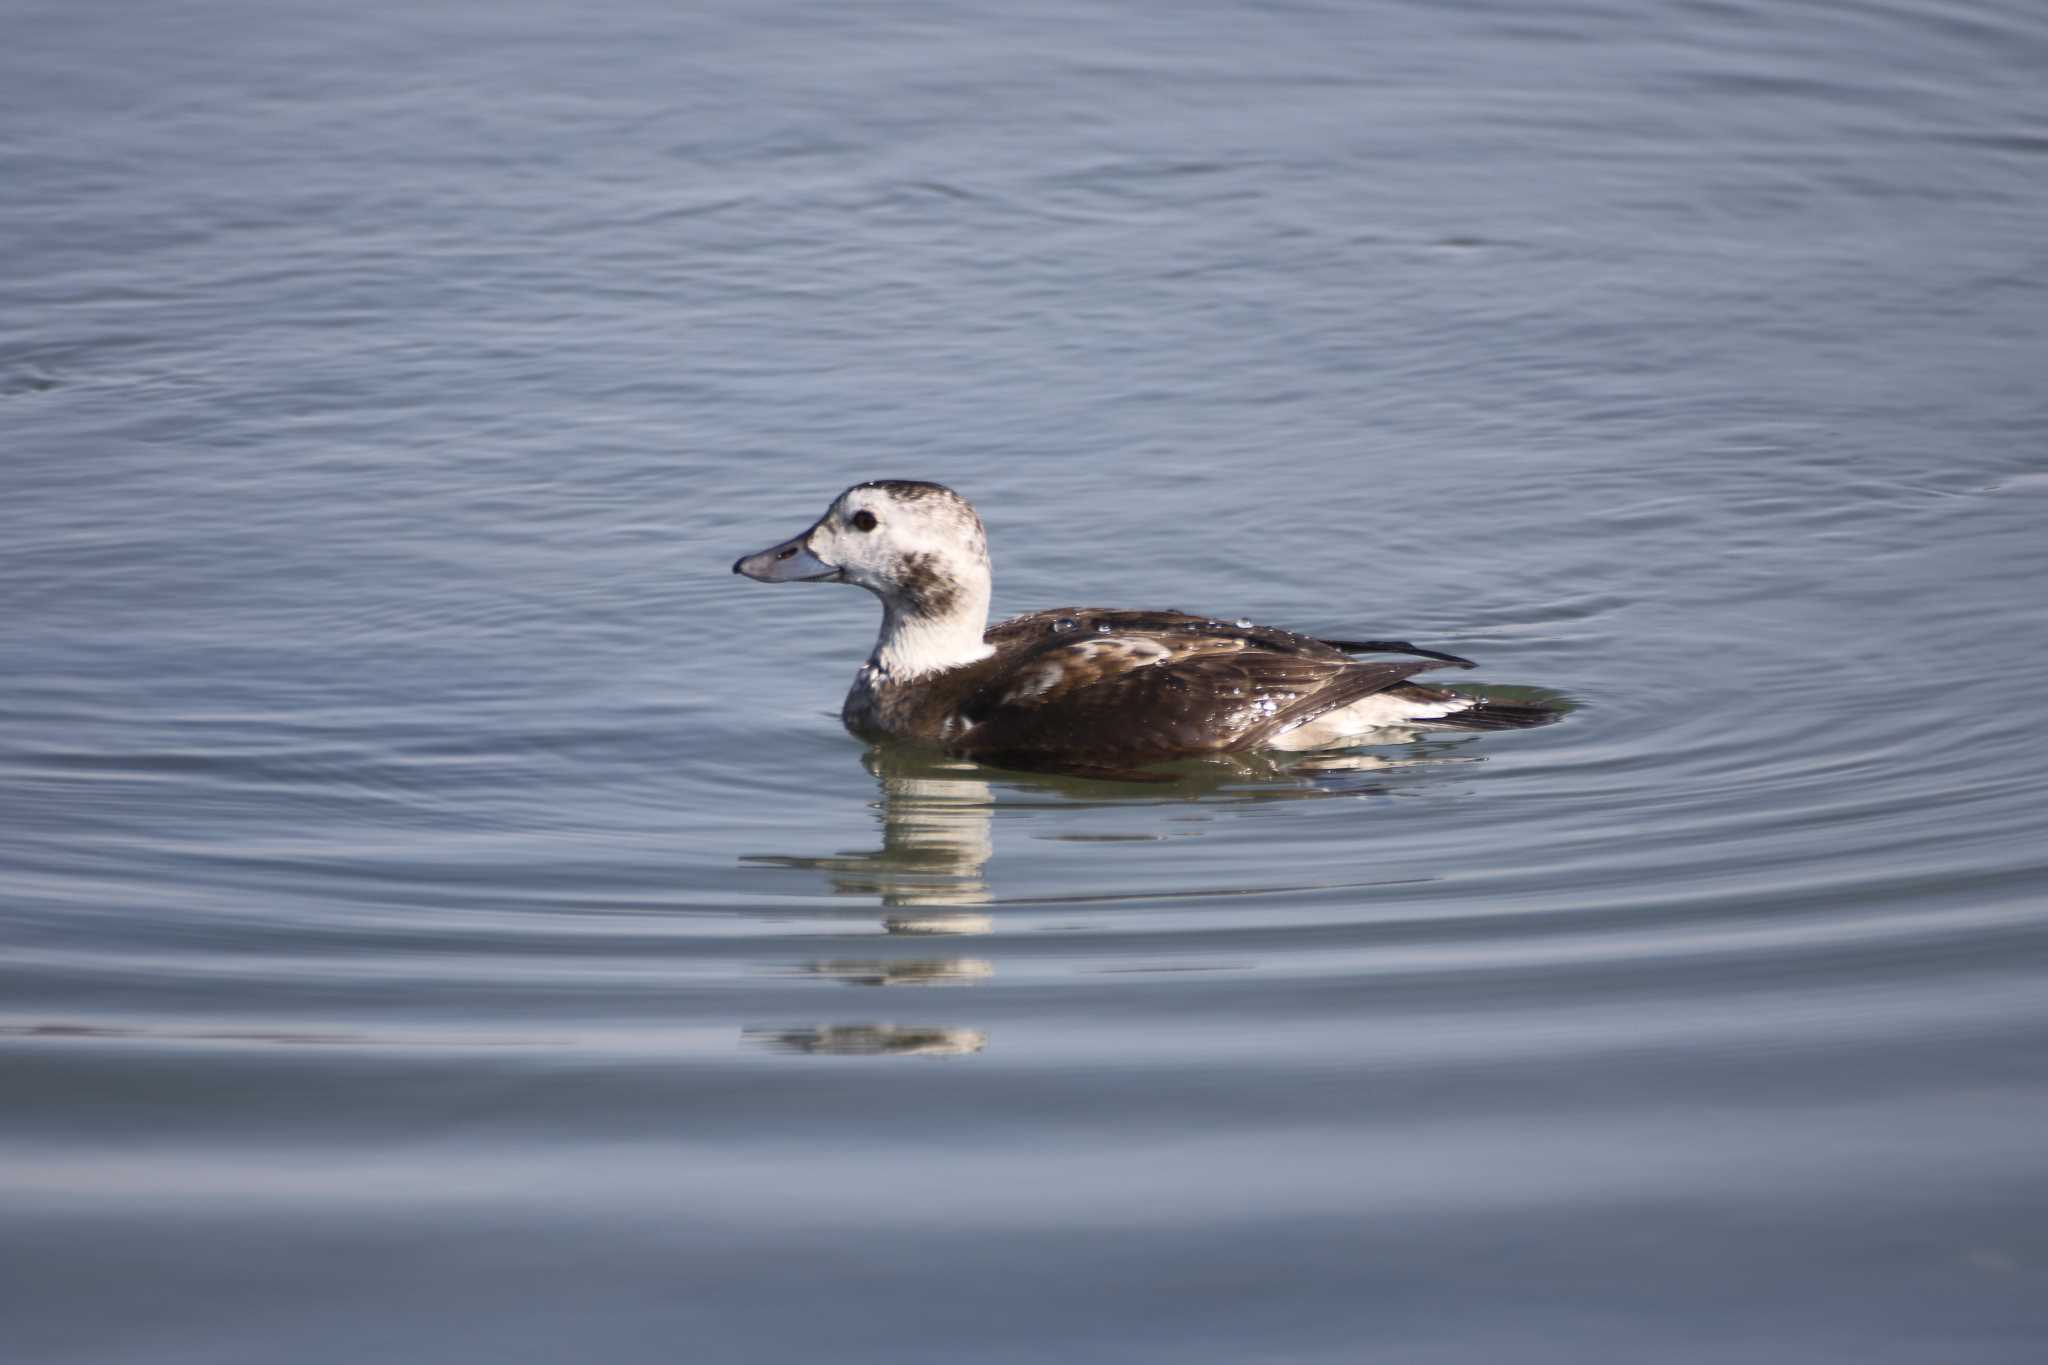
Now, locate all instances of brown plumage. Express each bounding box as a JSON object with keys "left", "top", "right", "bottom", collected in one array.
[{"left": 933, "top": 610, "right": 1454, "bottom": 774}]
